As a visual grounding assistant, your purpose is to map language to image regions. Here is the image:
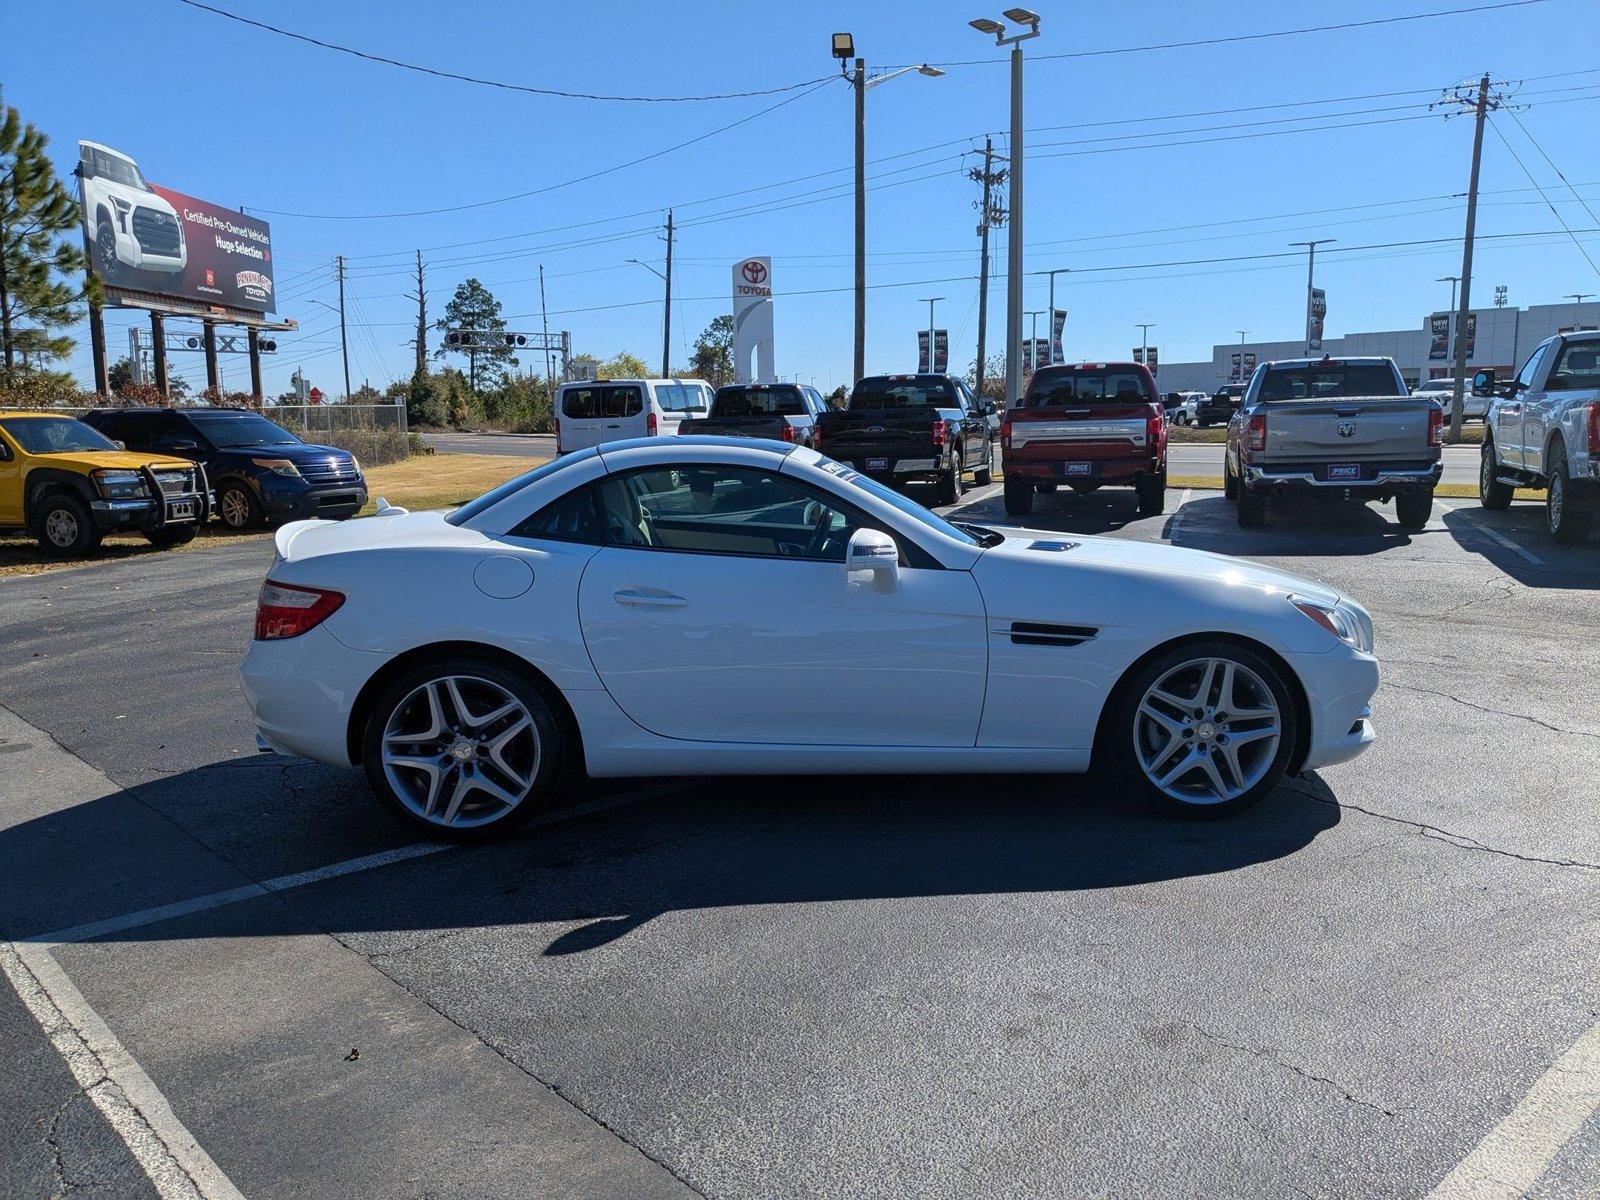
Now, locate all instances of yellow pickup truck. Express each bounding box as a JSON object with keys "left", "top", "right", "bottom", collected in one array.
[{"left": 0, "top": 410, "right": 209, "bottom": 556}]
